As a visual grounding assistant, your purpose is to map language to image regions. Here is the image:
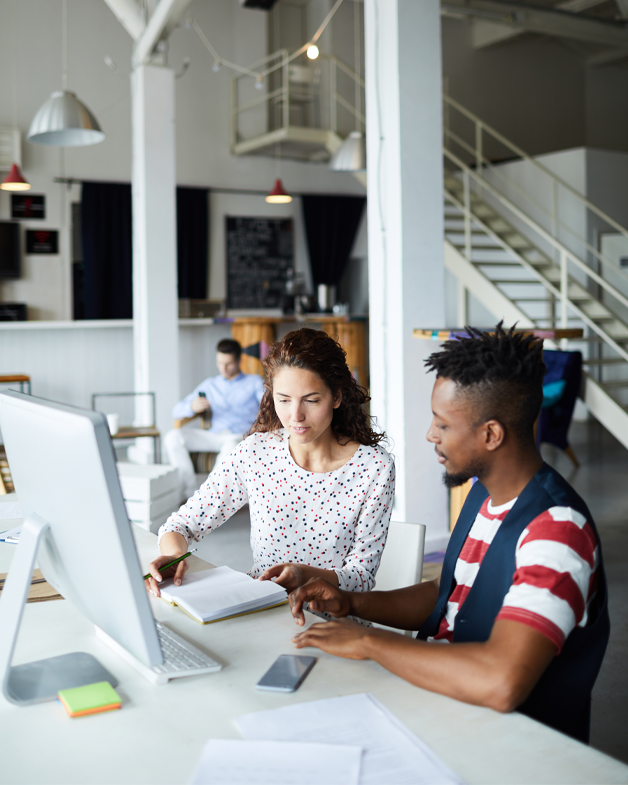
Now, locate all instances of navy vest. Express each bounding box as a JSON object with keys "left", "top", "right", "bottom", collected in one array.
[{"left": 418, "top": 463, "right": 610, "bottom": 743}]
